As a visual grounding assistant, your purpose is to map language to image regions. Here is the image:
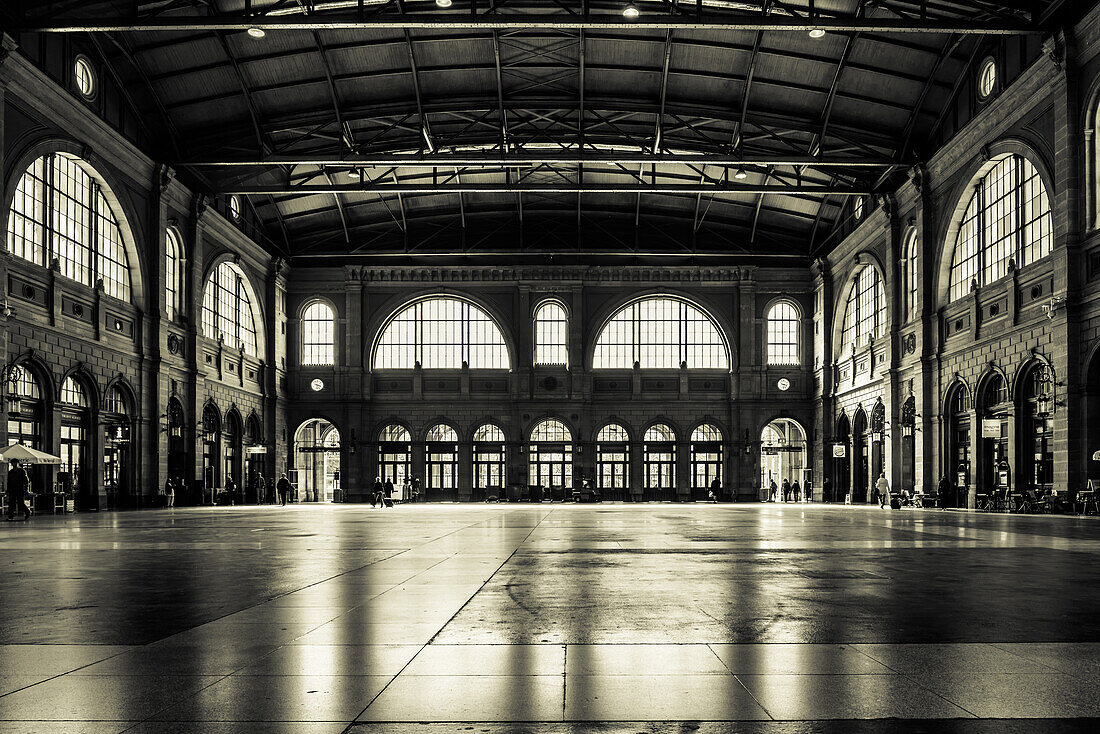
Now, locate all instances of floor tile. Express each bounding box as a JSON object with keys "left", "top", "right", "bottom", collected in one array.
[
  {"left": 736, "top": 674, "right": 974, "bottom": 719},
  {"left": 291, "top": 622, "right": 441, "bottom": 645},
  {"left": 150, "top": 674, "right": 391, "bottom": 722},
  {"left": 708, "top": 644, "right": 895, "bottom": 675},
  {"left": 850, "top": 643, "right": 1054, "bottom": 675},
  {"left": 990, "top": 642, "right": 1100, "bottom": 678},
  {"left": 563, "top": 674, "right": 770, "bottom": 720},
  {"left": 239, "top": 645, "right": 421, "bottom": 676},
  {"left": 0, "top": 645, "right": 134, "bottom": 676},
  {"left": 126, "top": 724, "right": 348, "bottom": 734},
  {"left": 916, "top": 671, "right": 1100, "bottom": 717},
  {"left": 403, "top": 644, "right": 564, "bottom": 676},
  {"left": 74, "top": 643, "right": 279, "bottom": 676},
  {"left": 357, "top": 675, "right": 564, "bottom": 721},
  {"left": 0, "top": 675, "right": 222, "bottom": 721},
  {"left": 565, "top": 644, "right": 729, "bottom": 675}
]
